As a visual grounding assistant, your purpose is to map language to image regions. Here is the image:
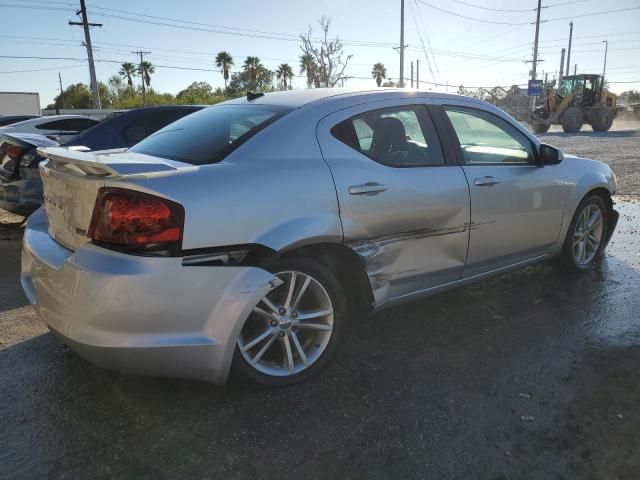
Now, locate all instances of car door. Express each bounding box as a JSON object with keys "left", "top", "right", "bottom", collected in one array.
[
  {"left": 440, "top": 103, "right": 565, "bottom": 277},
  {"left": 317, "top": 100, "right": 470, "bottom": 306}
]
